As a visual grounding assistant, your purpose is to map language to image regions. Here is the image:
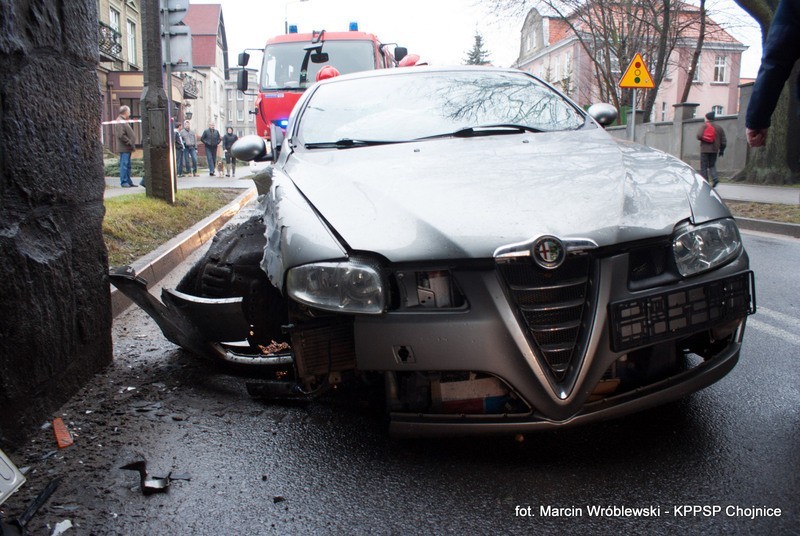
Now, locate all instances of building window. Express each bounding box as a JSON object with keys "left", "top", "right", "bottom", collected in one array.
[
  {"left": 712, "top": 105, "right": 724, "bottom": 116},
  {"left": 237, "top": 109, "right": 244, "bottom": 121},
  {"left": 661, "top": 102, "right": 667, "bottom": 121},
  {"left": 127, "top": 20, "right": 137, "bottom": 65},
  {"left": 692, "top": 61, "right": 701, "bottom": 82},
  {"left": 228, "top": 109, "right": 233, "bottom": 121},
  {"left": 714, "top": 56, "right": 727, "bottom": 83},
  {"left": 227, "top": 90, "right": 232, "bottom": 101},
  {"left": 109, "top": 7, "right": 120, "bottom": 31},
  {"left": 237, "top": 91, "right": 244, "bottom": 101},
  {"left": 563, "top": 51, "right": 571, "bottom": 80},
  {"left": 213, "top": 81, "right": 217, "bottom": 103}
]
